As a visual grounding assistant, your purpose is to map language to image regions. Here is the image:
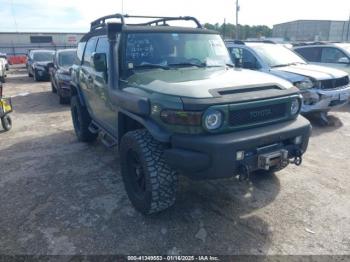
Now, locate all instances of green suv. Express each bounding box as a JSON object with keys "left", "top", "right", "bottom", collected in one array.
[{"left": 70, "top": 14, "right": 311, "bottom": 214}]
